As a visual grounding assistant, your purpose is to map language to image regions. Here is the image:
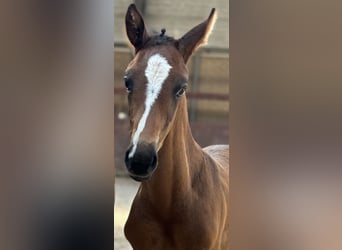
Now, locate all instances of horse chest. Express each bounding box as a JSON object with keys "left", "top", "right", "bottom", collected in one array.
[{"left": 125, "top": 203, "right": 217, "bottom": 250}]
